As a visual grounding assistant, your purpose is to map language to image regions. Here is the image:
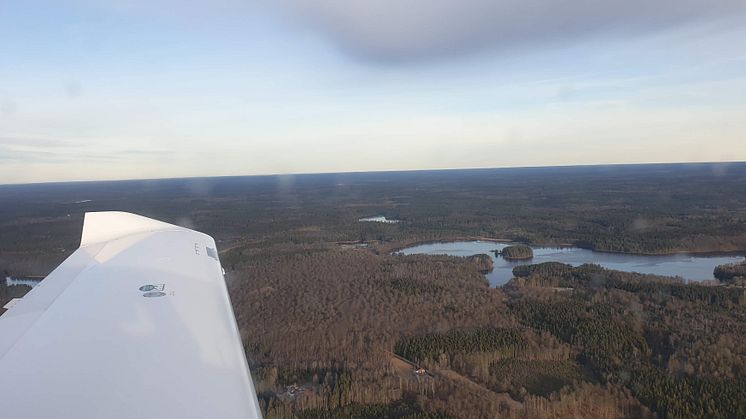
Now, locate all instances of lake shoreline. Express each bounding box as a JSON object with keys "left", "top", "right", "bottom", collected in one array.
[
  {"left": 396, "top": 240, "right": 746, "bottom": 286},
  {"left": 389, "top": 237, "right": 746, "bottom": 258}
]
